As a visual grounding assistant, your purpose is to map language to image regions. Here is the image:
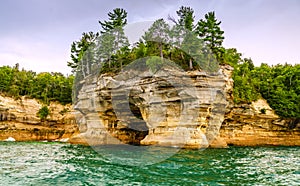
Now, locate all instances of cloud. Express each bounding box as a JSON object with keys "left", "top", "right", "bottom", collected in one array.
[{"left": 0, "top": 37, "right": 71, "bottom": 74}]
